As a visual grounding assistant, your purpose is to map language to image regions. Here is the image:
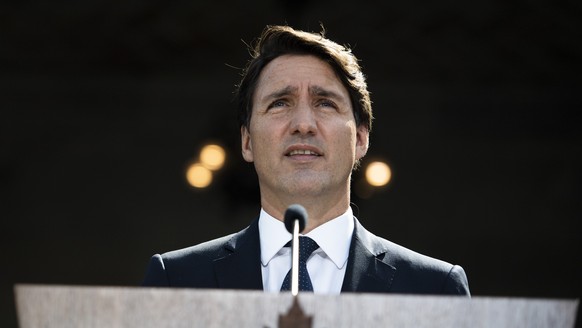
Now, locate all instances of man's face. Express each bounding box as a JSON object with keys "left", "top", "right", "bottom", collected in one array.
[{"left": 241, "top": 54, "right": 369, "bottom": 203}]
